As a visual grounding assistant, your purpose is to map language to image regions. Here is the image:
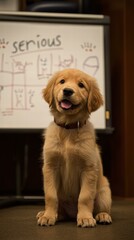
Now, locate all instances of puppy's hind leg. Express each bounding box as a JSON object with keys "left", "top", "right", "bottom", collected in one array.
[{"left": 94, "top": 176, "right": 112, "bottom": 224}]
